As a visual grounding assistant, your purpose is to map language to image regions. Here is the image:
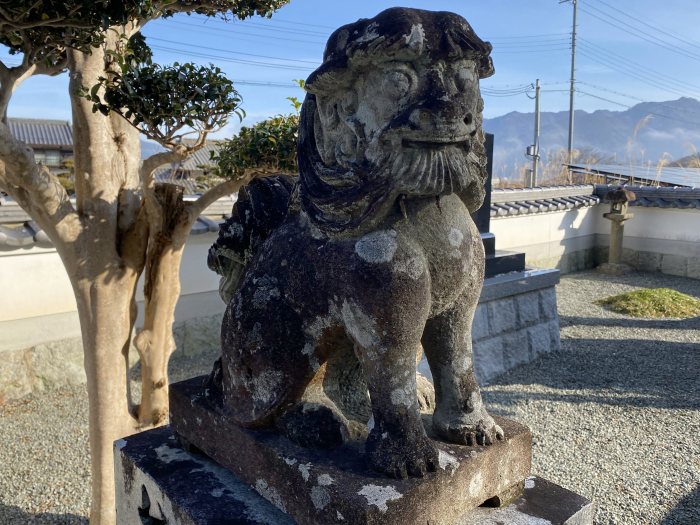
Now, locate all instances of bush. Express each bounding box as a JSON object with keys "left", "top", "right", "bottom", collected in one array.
[{"left": 213, "top": 112, "right": 299, "bottom": 178}]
